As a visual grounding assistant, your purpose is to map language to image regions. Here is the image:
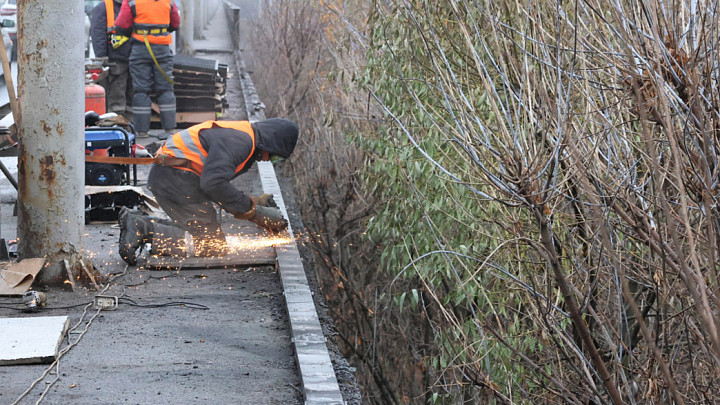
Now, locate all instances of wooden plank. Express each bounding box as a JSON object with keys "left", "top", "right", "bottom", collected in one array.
[
  {"left": 174, "top": 70, "right": 220, "bottom": 78},
  {"left": 150, "top": 111, "right": 218, "bottom": 124},
  {"left": 175, "top": 111, "right": 219, "bottom": 124},
  {"left": 0, "top": 316, "right": 69, "bottom": 365},
  {"left": 144, "top": 247, "right": 276, "bottom": 270}
]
